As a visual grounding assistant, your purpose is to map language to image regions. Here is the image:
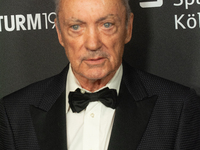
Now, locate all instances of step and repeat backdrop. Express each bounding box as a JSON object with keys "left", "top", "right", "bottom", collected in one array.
[{"left": 1, "top": 0, "right": 200, "bottom": 98}]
